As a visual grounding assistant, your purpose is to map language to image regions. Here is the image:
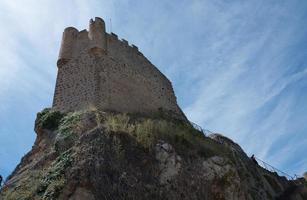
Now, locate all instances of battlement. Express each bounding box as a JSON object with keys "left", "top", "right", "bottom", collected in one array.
[
  {"left": 57, "top": 17, "right": 107, "bottom": 67},
  {"left": 57, "top": 18, "right": 141, "bottom": 67},
  {"left": 53, "top": 17, "right": 187, "bottom": 121}
]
